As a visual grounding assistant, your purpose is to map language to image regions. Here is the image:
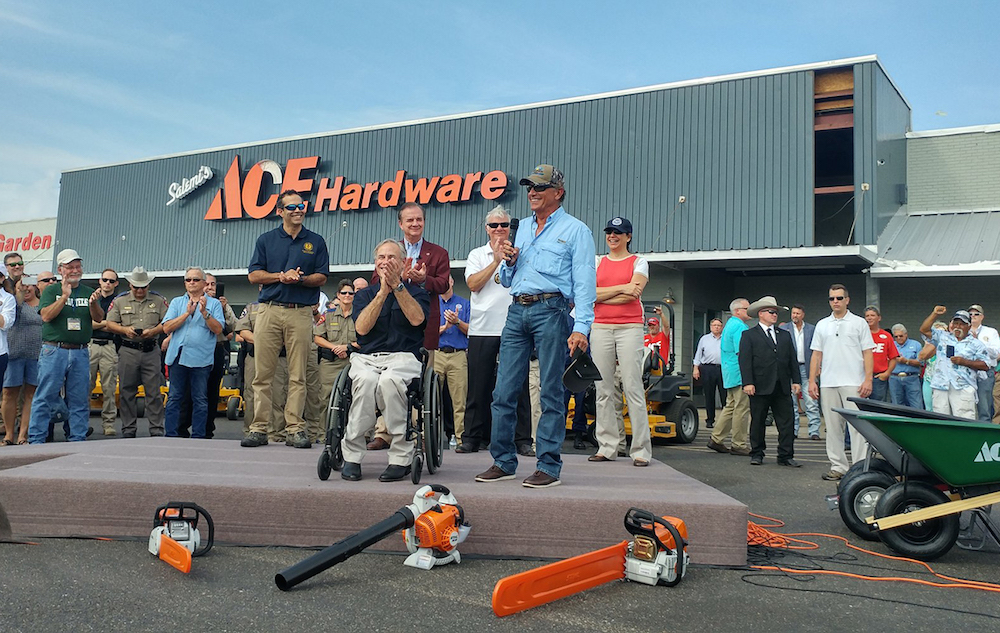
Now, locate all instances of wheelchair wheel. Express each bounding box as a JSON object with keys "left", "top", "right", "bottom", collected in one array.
[
  {"left": 317, "top": 450, "right": 332, "bottom": 481},
  {"left": 327, "top": 367, "right": 351, "bottom": 471},
  {"left": 423, "top": 368, "right": 444, "bottom": 474},
  {"left": 411, "top": 453, "right": 423, "bottom": 484}
]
